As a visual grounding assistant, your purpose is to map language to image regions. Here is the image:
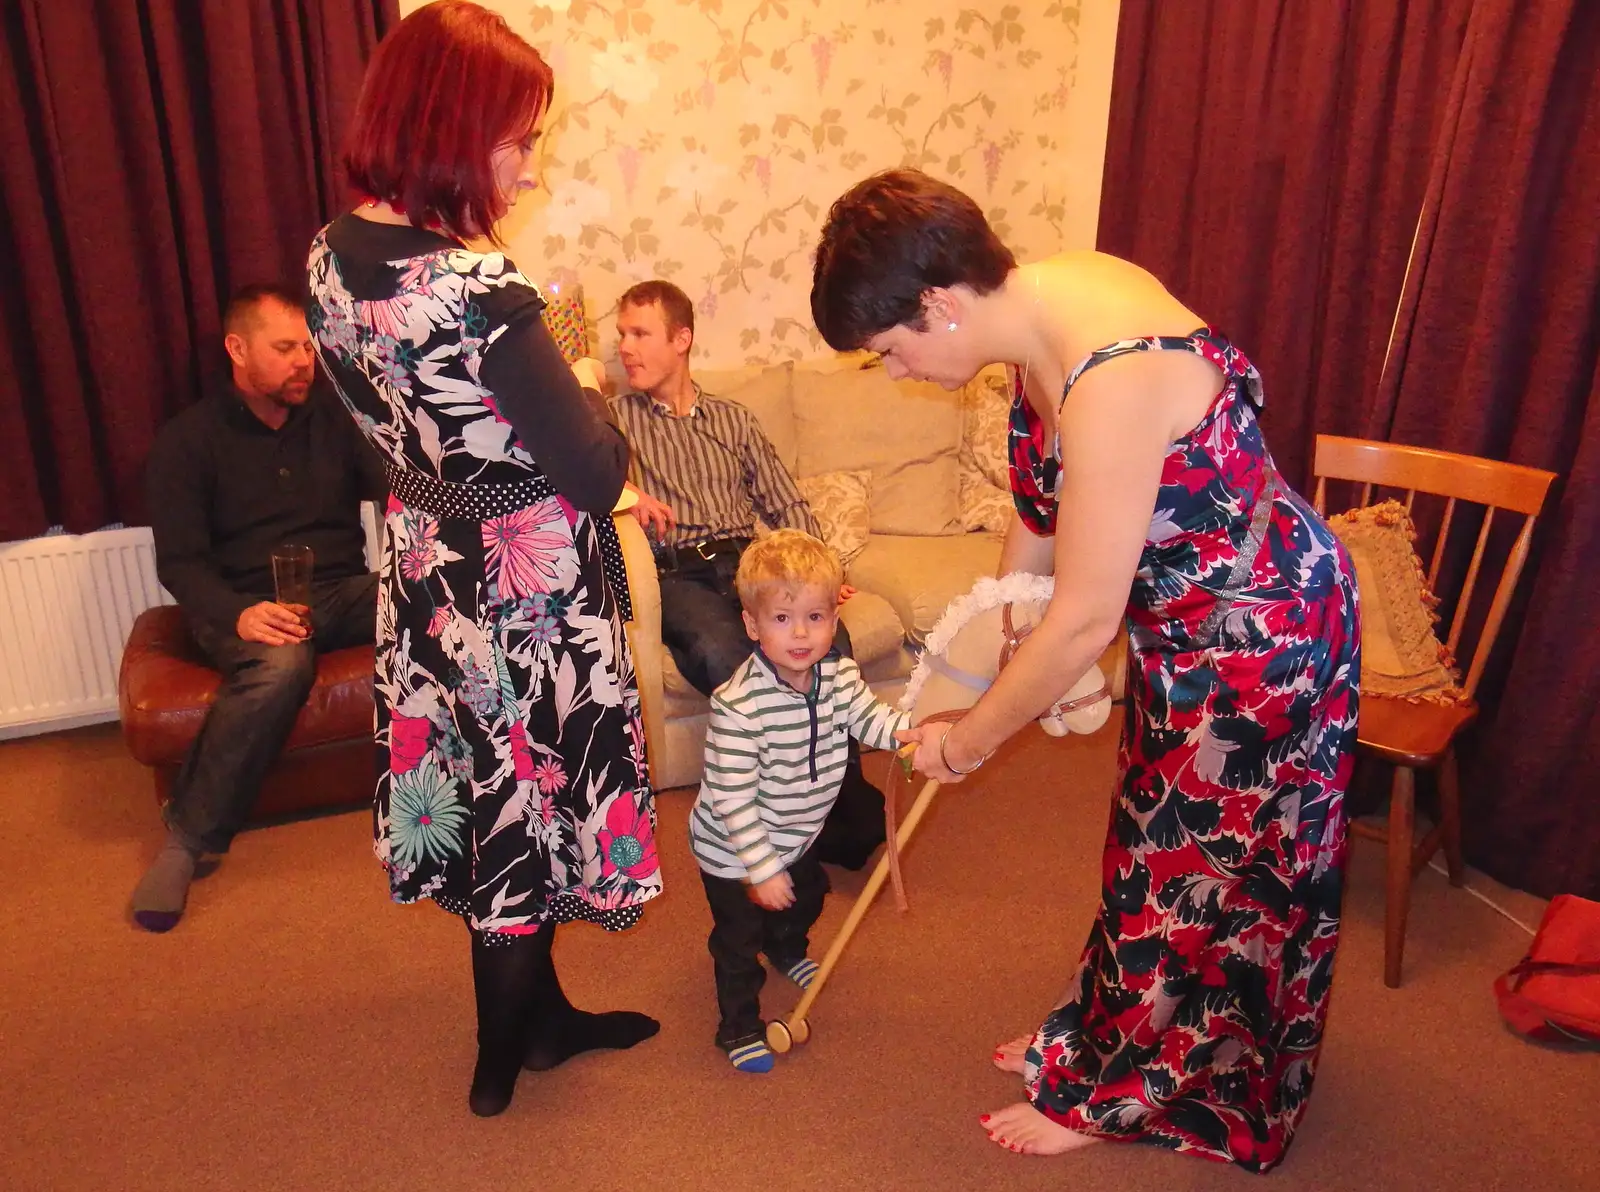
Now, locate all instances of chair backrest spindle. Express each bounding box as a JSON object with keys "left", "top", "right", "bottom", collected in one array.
[
  {"left": 1446, "top": 507, "right": 1495, "bottom": 657},
  {"left": 1428, "top": 497, "right": 1456, "bottom": 589}
]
